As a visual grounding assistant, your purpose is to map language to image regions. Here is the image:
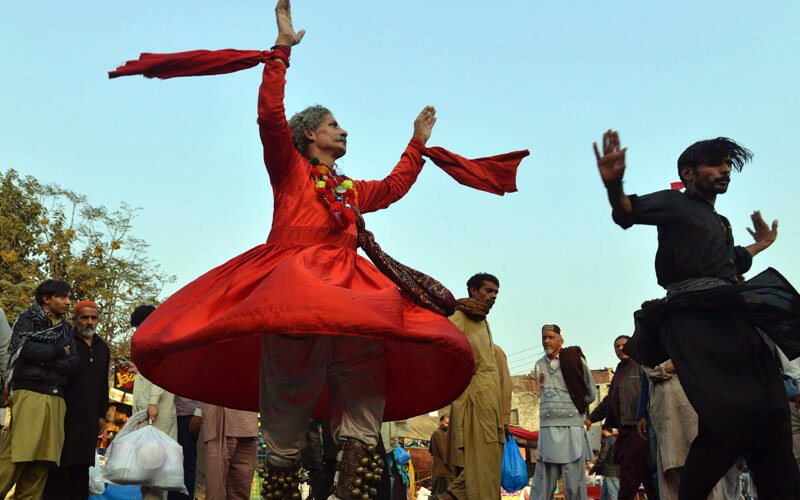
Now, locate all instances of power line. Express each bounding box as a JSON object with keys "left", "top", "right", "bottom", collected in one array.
[
  {"left": 508, "top": 363, "right": 538, "bottom": 374},
  {"left": 507, "top": 346, "right": 543, "bottom": 358},
  {"left": 509, "top": 359, "right": 538, "bottom": 368},
  {"left": 509, "top": 348, "right": 544, "bottom": 358},
  {"left": 508, "top": 351, "right": 544, "bottom": 366}
]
